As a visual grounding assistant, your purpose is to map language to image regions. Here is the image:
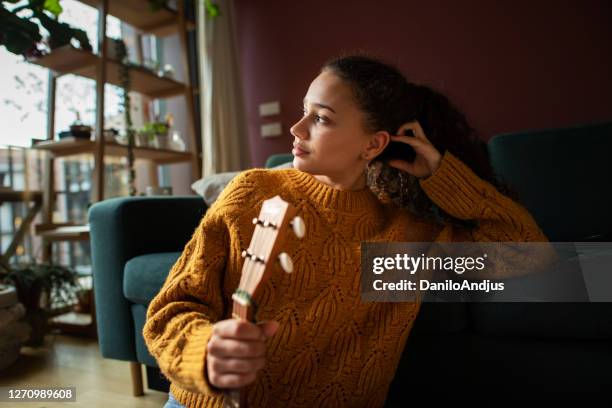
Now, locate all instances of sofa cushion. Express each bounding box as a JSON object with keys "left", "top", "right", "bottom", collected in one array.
[
  {"left": 191, "top": 161, "right": 293, "bottom": 206},
  {"left": 410, "top": 301, "right": 469, "bottom": 334},
  {"left": 469, "top": 303, "right": 612, "bottom": 340},
  {"left": 488, "top": 121, "right": 612, "bottom": 241},
  {"left": 387, "top": 331, "right": 612, "bottom": 402},
  {"left": 124, "top": 252, "right": 182, "bottom": 305}
]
